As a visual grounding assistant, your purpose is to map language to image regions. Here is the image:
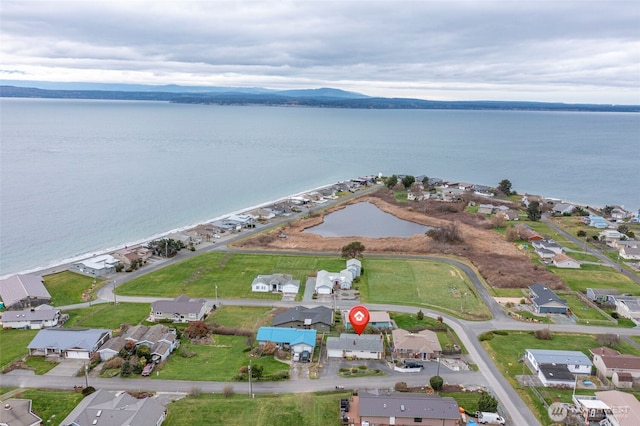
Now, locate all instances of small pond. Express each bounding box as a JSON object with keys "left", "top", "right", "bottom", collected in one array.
[{"left": 304, "top": 202, "right": 432, "bottom": 238}]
